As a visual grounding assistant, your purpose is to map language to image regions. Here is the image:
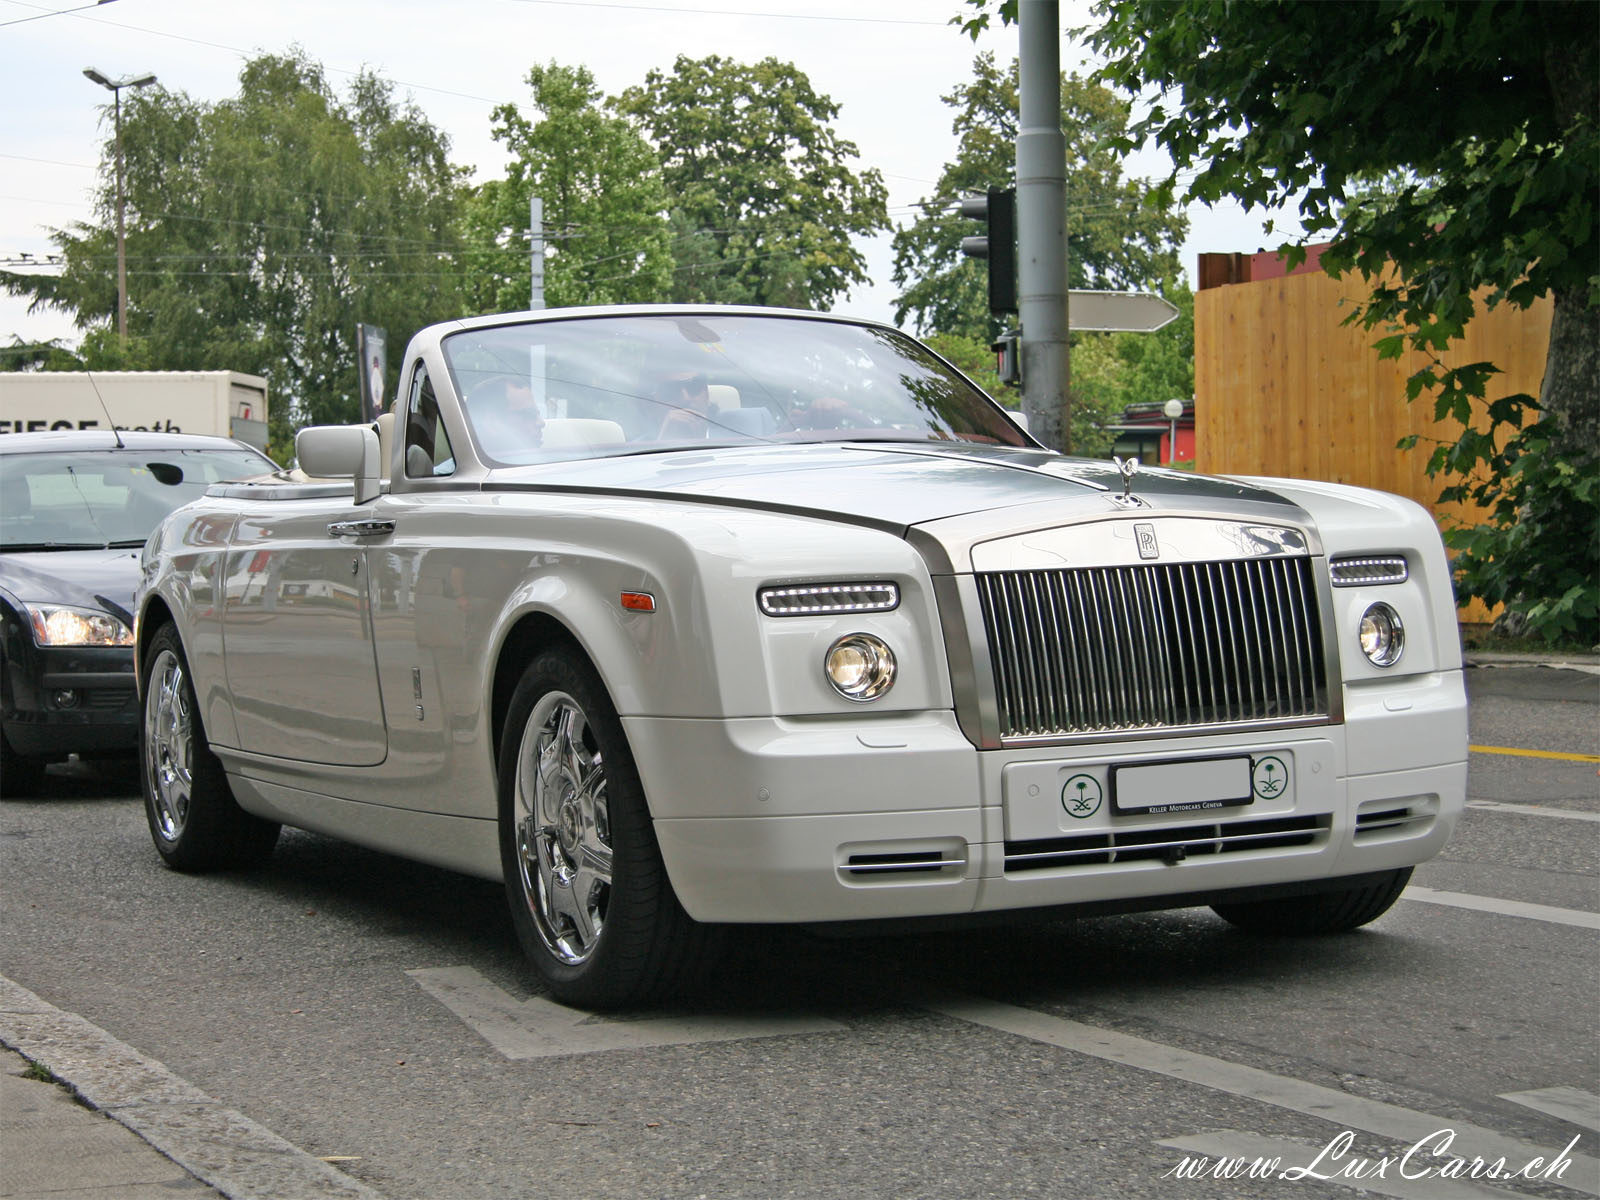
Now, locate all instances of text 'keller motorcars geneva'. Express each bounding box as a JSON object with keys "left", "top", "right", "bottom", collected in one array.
[{"left": 133, "top": 307, "right": 1467, "bottom": 1007}]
